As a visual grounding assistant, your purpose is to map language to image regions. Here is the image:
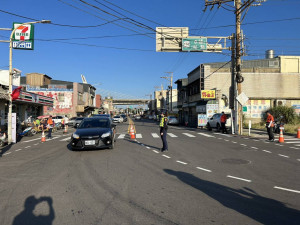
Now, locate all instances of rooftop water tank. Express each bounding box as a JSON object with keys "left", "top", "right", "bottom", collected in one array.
[{"left": 266, "top": 50, "right": 274, "bottom": 59}]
